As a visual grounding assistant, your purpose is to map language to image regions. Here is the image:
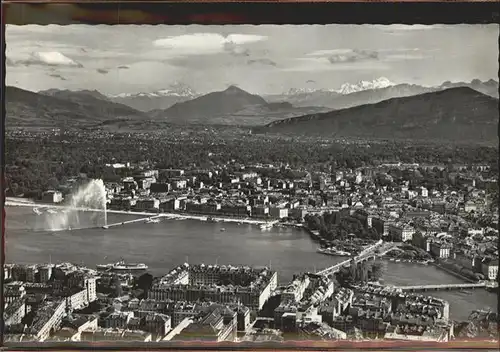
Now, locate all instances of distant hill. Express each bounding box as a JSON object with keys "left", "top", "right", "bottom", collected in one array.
[
  {"left": 38, "top": 89, "right": 142, "bottom": 117},
  {"left": 6, "top": 86, "right": 147, "bottom": 128},
  {"left": 150, "top": 85, "right": 329, "bottom": 125},
  {"left": 440, "top": 79, "right": 498, "bottom": 98},
  {"left": 255, "top": 87, "right": 499, "bottom": 143},
  {"left": 152, "top": 85, "right": 267, "bottom": 123},
  {"left": 265, "top": 80, "right": 499, "bottom": 109},
  {"left": 40, "top": 88, "right": 111, "bottom": 102}
]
